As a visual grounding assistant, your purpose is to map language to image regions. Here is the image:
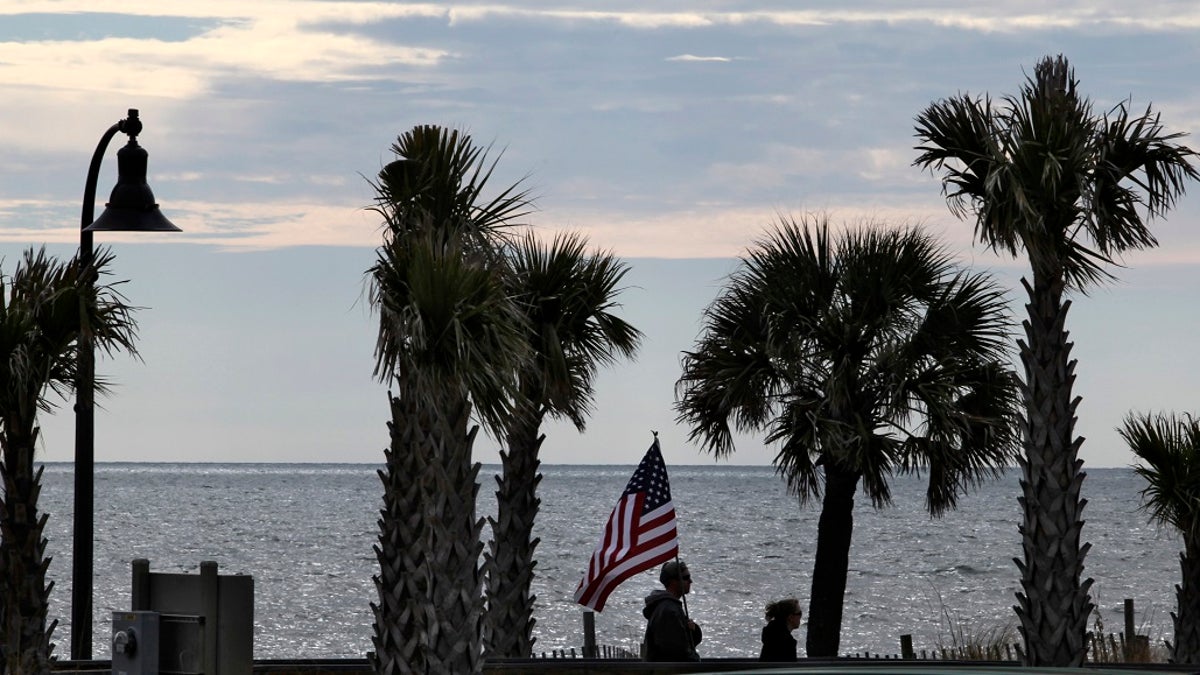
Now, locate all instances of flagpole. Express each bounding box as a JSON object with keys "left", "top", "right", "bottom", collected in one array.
[
  {"left": 673, "top": 551, "right": 698, "bottom": 654},
  {"left": 675, "top": 551, "right": 690, "bottom": 621}
]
